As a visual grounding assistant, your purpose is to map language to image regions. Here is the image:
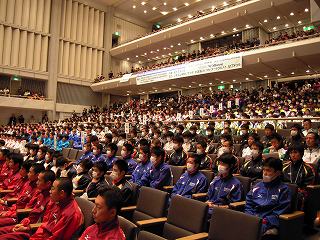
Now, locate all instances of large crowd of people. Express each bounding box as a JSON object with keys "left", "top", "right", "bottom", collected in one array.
[
  {"left": 0, "top": 80, "right": 319, "bottom": 239},
  {"left": 103, "top": 28, "right": 319, "bottom": 81},
  {"left": 0, "top": 87, "right": 45, "bottom": 100}
]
